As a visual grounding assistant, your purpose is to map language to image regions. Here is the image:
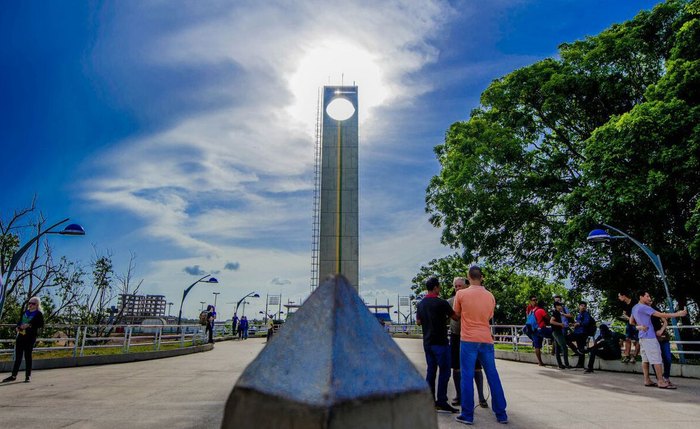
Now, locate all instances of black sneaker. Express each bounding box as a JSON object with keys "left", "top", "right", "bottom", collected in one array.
[
  {"left": 435, "top": 402, "right": 459, "bottom": 413},
  {"left": 584, "top": 368, "right": 594, "bottom": 373},
  {"left": 479, "top": 400, "right": 489, "bottom": 408},
  {"left": 24, "top": 376, "right": 30, "bottom": 383},
  {"left": 2, "top": 375, "right": 16, "bottom": 382}
]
